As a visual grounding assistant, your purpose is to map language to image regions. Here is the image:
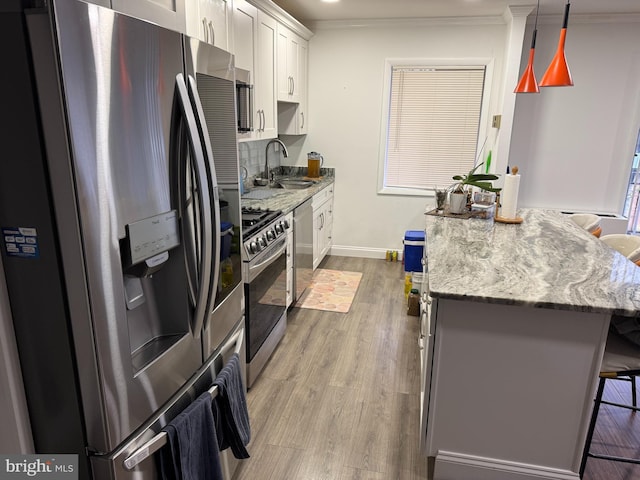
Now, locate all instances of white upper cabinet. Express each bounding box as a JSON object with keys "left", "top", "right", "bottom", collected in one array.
[
  {"left": 186, "top": 0, "right": 231, "bottom": 51},
  {"left": 111, "top": 0, "right": 186, "bottom": 33},
  {"left": 232, "top": 0, "right": 256, "bottom": 75},
  {"left": 276, "top": 24, "right": 307, "bottom": 104},
  {"left": 256, "top": 11, "right": 278, "bottom": 139},
  {"left": 233, "top": 0, "right": 277, "bottom": 141},
  {"left": 277, "top": 36, "right": 307, "bottom": 135}
]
